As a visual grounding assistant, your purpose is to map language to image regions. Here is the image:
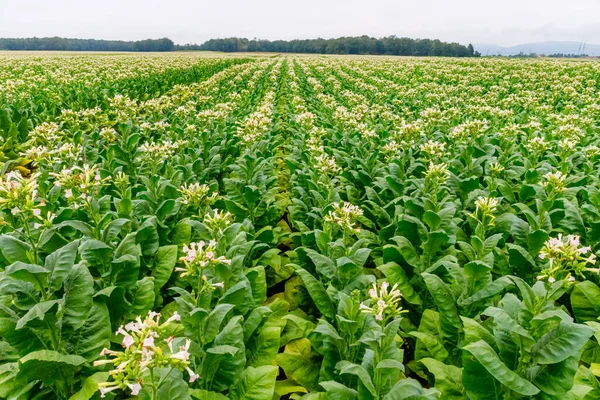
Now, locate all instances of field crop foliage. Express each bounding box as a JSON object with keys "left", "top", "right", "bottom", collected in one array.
[{"left": 1, "top": 53, "right": 600, "bottom": 399}]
